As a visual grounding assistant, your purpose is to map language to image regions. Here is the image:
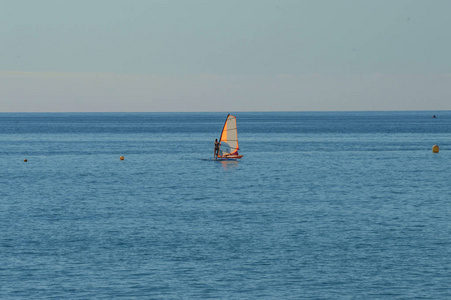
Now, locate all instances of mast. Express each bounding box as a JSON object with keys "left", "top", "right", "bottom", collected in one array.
[
  {"left": 217, "top": 114, "right": 230, "bottom": 158},
  {"left": 214, "top": 114, "right": 229, "bottom": 159}
]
